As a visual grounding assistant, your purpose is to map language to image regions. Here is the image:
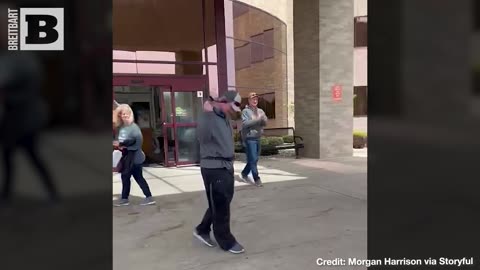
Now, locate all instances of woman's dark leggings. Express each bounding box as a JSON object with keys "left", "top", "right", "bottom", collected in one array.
[{"left": 120, "top": 164, "right": 152, "bottom": 199}]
